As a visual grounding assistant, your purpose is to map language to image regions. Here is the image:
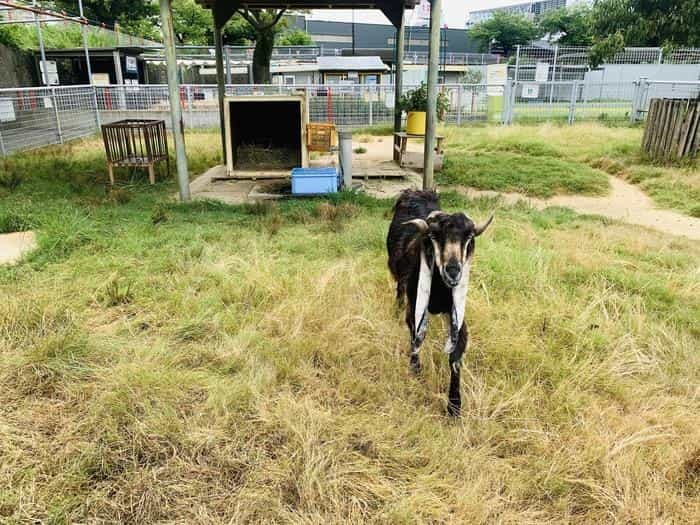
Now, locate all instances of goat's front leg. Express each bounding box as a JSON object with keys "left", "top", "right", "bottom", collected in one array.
[
  {"left": 406, "top": 303, "right": 428, "bottom": 373},
  {"left": 447, "top": 323, "right": 468, "bottom": 417}
]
